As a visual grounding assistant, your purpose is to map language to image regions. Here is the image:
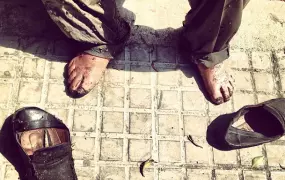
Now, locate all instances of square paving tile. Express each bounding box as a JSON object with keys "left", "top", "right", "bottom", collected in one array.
[
  {"left": 231, "top": 70, "right": 253, "bottom": 91},
  {"left": 103, "top": 86, "right": 124, "bottom": 107},
  {"left": 252, "top": 52, "right": 272, "bottom": 70},
  {"left": 72, "top": 137, "right": 95, "bottom": 160},
  {"left": 254, "top": 72, "right": 275, "bottom": 92},
  {"left": 102, "top": 111, "right": 124, "bottom": 133},
  {"left": 75, "top": 87, "right": 98, "bottom": 106},
  {"left": 157, "top": 69, "right": 178, "bottom": 86},
  {"left": 266, "top": 144, "right": 285, "bottom": 167},
  {"left": 22, "top": 57, "right": 45, "bottom": 78},
  {"left": 18, "top": 81, "right": 42, "bottom": 103},
  {"left": 233, "top": 92, "right": 255, "bottom": 110},
  {"left": 182, "top": 91, "right": 207, "bottom": 111},
  {"left": 157, "top": 46, "right": 176, "bottom": 63},
  {"left": 185, "top": 138, "right": 209, "bottom": 164},
  {"left": 215, "top": 170, "right": 239, "bottom": 180},
  {"left": 179, "top": 68, "right": 200, "bottom": 90},
  {"left": 271, "top": 172, "right": 285, "bottom": 180},
  {"left": 47, "top": 83, "right": 70, "bottom": 104},
  {"left": 158, "top": 114, "right": 179, "bottom": 135},
  {"left": 100, "top": 138, "right": 123, "bottom": 161},
  {"left": 159, "top": 141, "right": 181, "bottom": 162},
  {"left": 73, "top": 110, "right": 96, "bottom": 132},
  {"left": 243, "top": 171, "right": 266, "bottom": 180},
  {"left": 129, "top": 139, "right": 151, "bottom": 162},
  {"left": 184, "top": 115, "right": 207, "bottom": 136},
  {"left": 159, "top": 169, "right": 182, "bottom": 180},
  {"left": 213, "top": 149, "right": 237, "bottom": 165},
  {"left": 130, "top": 65, "right": 151, "bottom": 85},
  {"left": 105, "top": 64, "right": 125, "bottom": 83},
  {"left": 228, "top": 51, "right": 250, "bottom": 69},
  {"left": 130, "top": 88, "right": 151, "bottom": 109},
  {"left": 240, "top": 146, "right": 263, "bottom": 166},
  {"left": 50, "top": 61, "right": 66, "bottom": 79},
  {"left": 99, "top": 166, "right": 125, "bottom": 180},
  {"left": 129, "top": 112, "right": 152, "bottom": 134},
  {"left": 0, "top": 83, "right": 11, "bottom": 103},
  {"left": 0, "top": 58, "right": 17, "bottom": 78},
  {"left": 186, "top": 169, "right": 211, "bottom": 180},
  {"left": 76, "top": 167, "right": 96, "bottom": 180},
  {"left": 130, "top": 45, "right": 150, "bottom": 62},
  {"left": 158, "top": 90, "right": 179, "bottom": 110},
  {"left": 130, "top": 167, "right": 154, "bottom": 180}
]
